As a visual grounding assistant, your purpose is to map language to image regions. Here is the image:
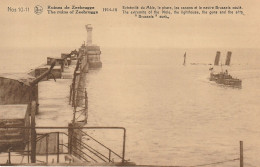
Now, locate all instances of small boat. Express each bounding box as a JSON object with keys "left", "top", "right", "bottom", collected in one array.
[{"left": 210, "top": 70, "right": 242, "bottom": 87}]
